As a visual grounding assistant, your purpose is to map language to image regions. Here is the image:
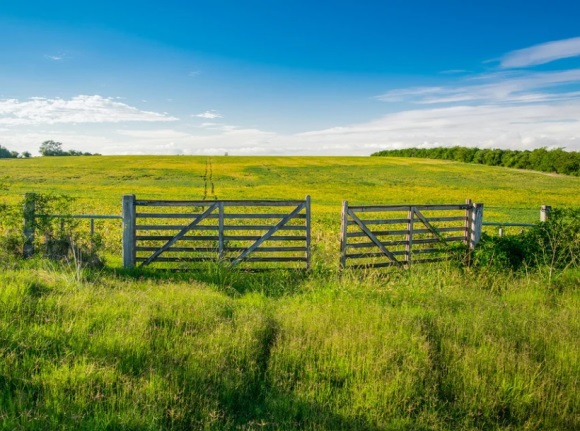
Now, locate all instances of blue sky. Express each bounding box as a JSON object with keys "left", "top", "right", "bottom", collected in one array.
[{"left": 1, "top": 0, "right": 580, "bottom": 155}]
